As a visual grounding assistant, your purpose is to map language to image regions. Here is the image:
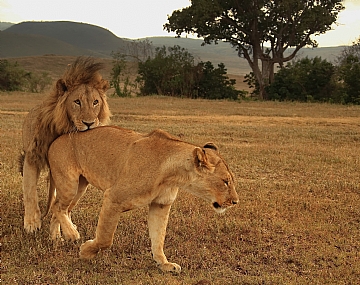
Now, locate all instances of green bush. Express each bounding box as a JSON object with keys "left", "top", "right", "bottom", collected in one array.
[
  {"left": 266, "top": 57, "right": 336, "bottom": 102},
  {"left": 0, "top": 60, "right": 27, "bottom": 91},
  {"left": 0, "top": 60, "right": 51, "bottom": 92},
  {"left": 197, "top": 62, "right": 239, "bottom": 100},
  {"left": 137, "top": 45, "right": 240, "bottom": 100},
  {"left": 335, "top": 44, "right": 360, "bottom": 105}
]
